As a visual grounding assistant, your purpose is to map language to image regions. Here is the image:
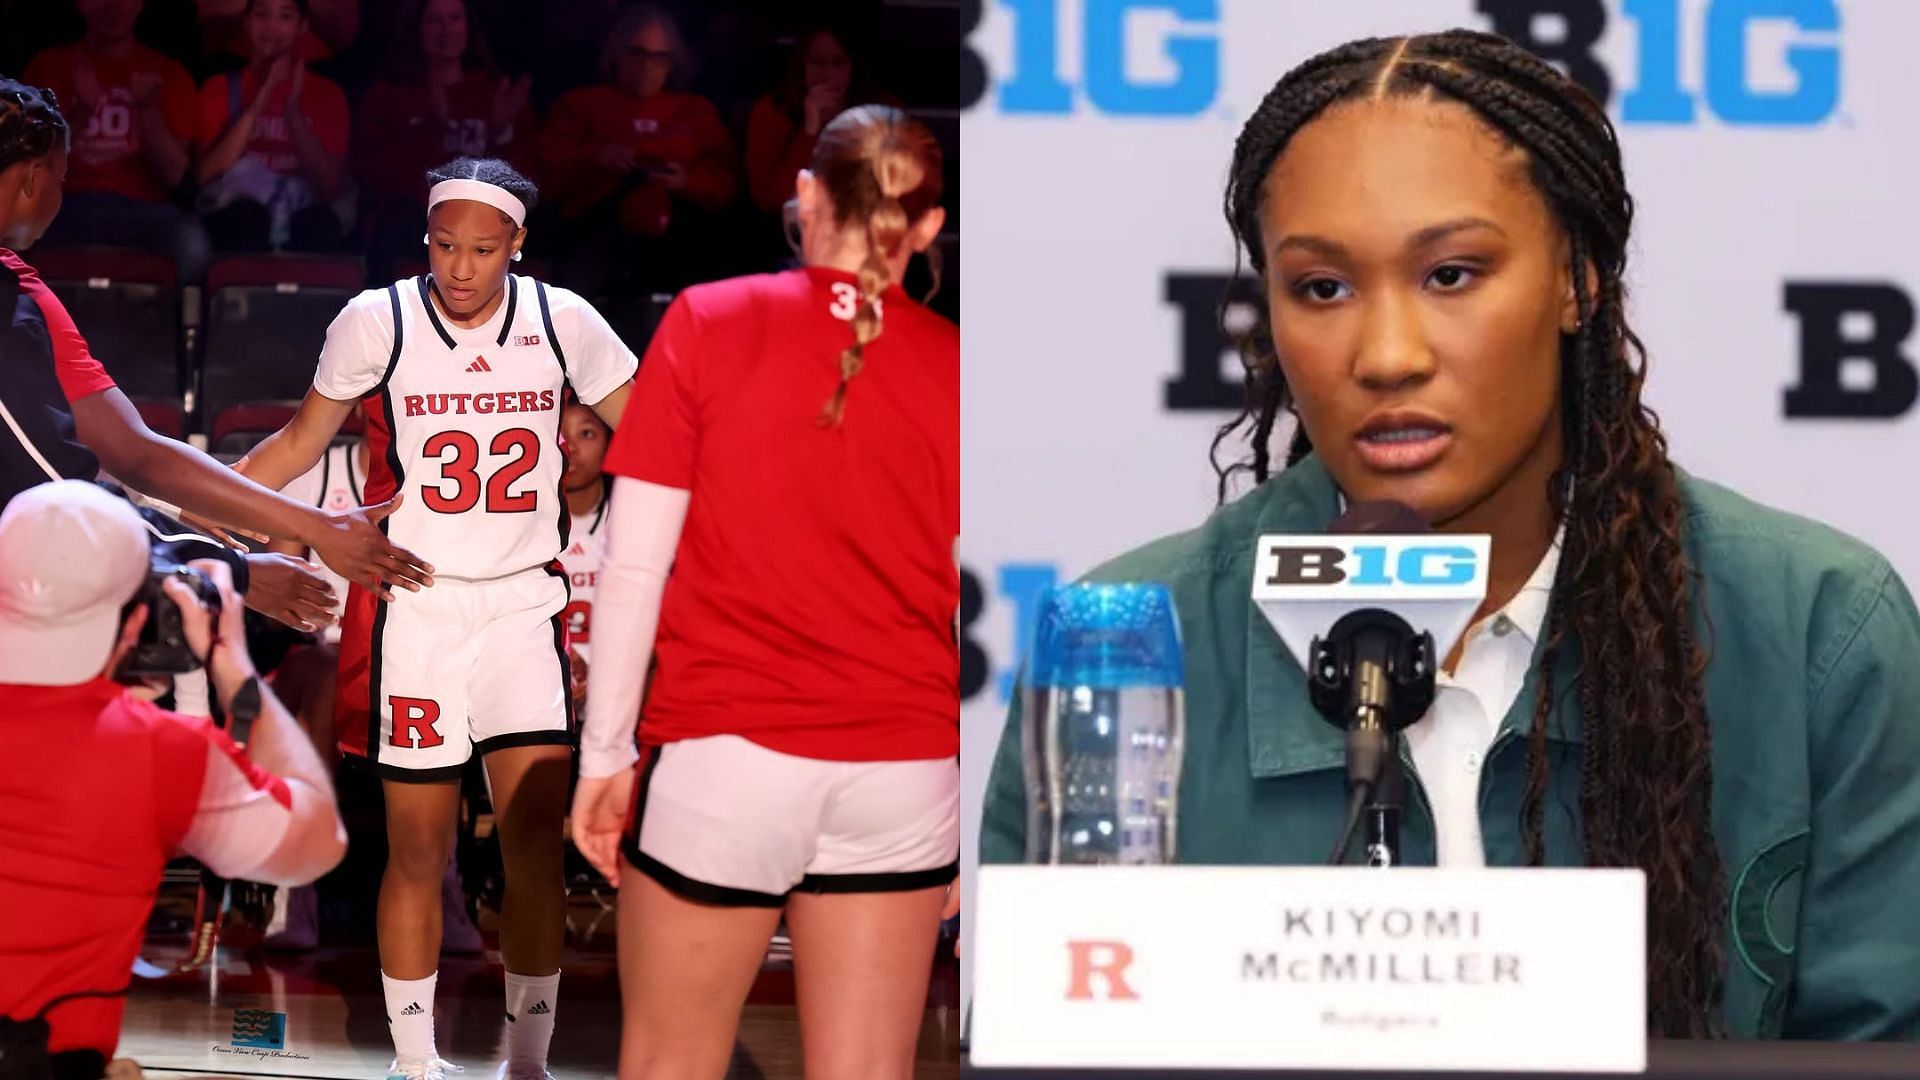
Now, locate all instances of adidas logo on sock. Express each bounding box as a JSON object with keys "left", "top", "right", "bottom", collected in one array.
[
  {"left": 526, "top": 1001, "right": 550, "bottom": 1016},
  {"left": 400, "top": 1002, "right": 425, "bottom": 1016}
]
